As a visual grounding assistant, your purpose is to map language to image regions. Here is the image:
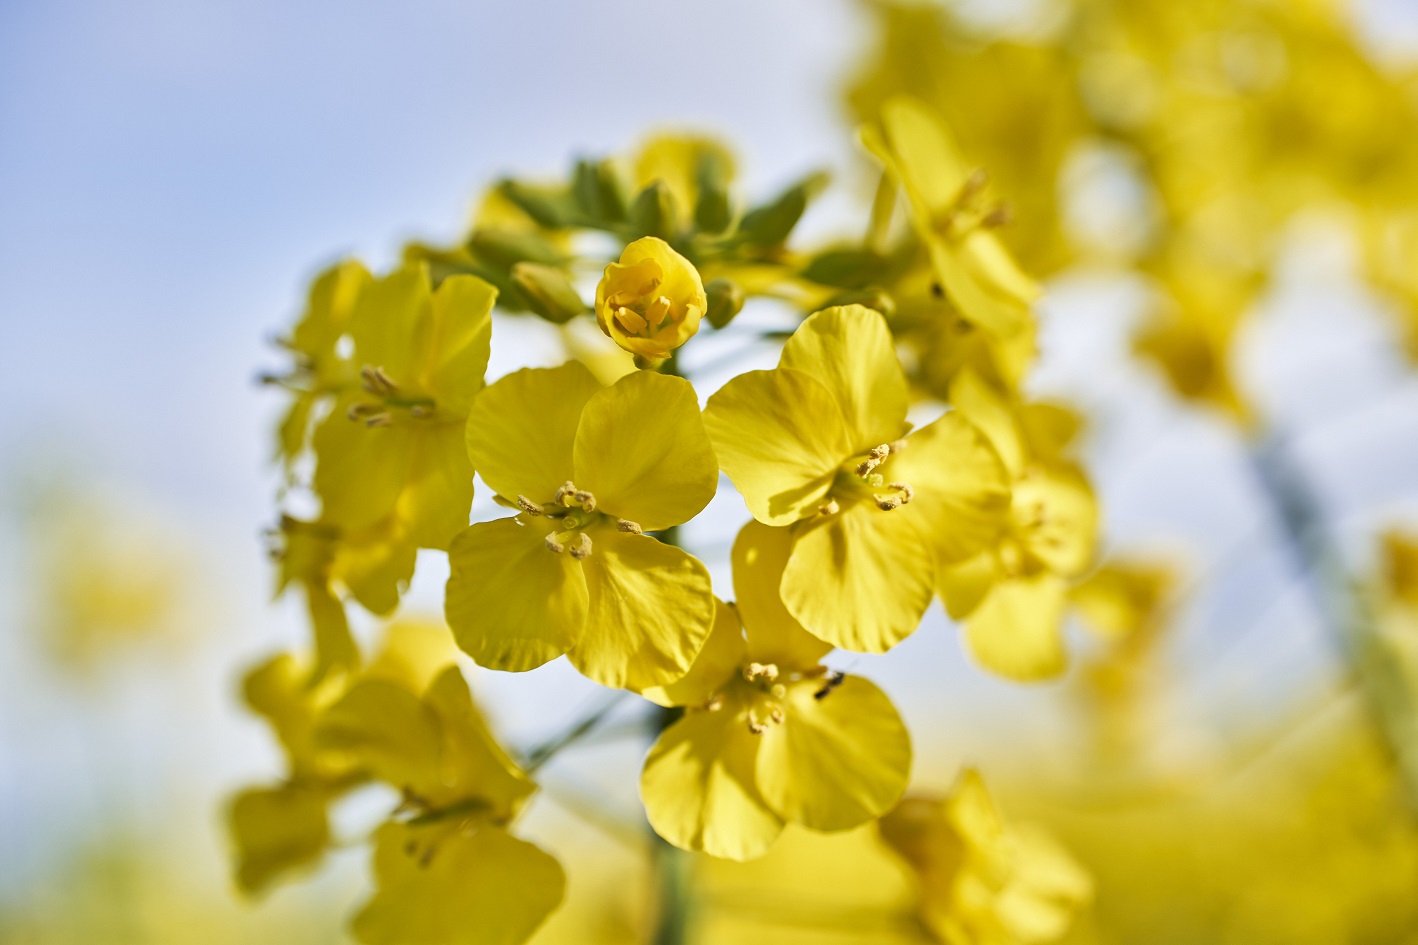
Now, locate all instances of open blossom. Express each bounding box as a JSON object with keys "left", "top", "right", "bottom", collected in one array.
[
  {"left": 639, "top": 520, "right": 911, "bottom": 860},
  {"left": 704, "top": 303, "right": 1011, "bottom": 653},
  {"left": 595, "top": 236, "right": 707, "bottom": 359},
  {"left": 312, "top": 264, "right": 496, "bottom": 552},
  {"left": 937, "top": 369, "right": 1097, "bottom": 681},
  {"left": 446, "top": 362, "right": 719, "bottom": 690}
]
